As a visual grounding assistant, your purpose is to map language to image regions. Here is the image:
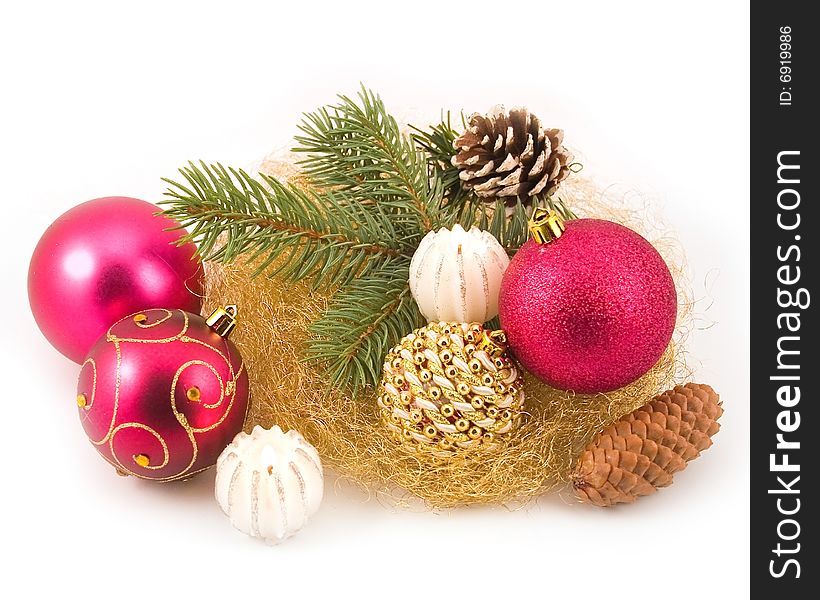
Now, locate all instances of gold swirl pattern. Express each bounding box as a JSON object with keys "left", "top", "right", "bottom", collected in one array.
[
  {"left": 88, "top": 341, "right": 121, "bottom": 446},
  {"left": 176, "top": 335, "right": 246, "bottom": 434},
  {"left": 76, "top": 308, "right": 248, "bottom": 482},
  {"left": 171, "top": 360, "right": 225, "bottom": 412},
  {"left": 109, "top": 422, "right": 171, "bottom": 470},
  {"left": 106, "top": 309, "right": 189, "bottom": 344},
  {"left": 132, "top": 309, "right": 173, "bottom": 328},
  {"left": 77, "top": 358, "right": 97, "bottom": 412}
]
